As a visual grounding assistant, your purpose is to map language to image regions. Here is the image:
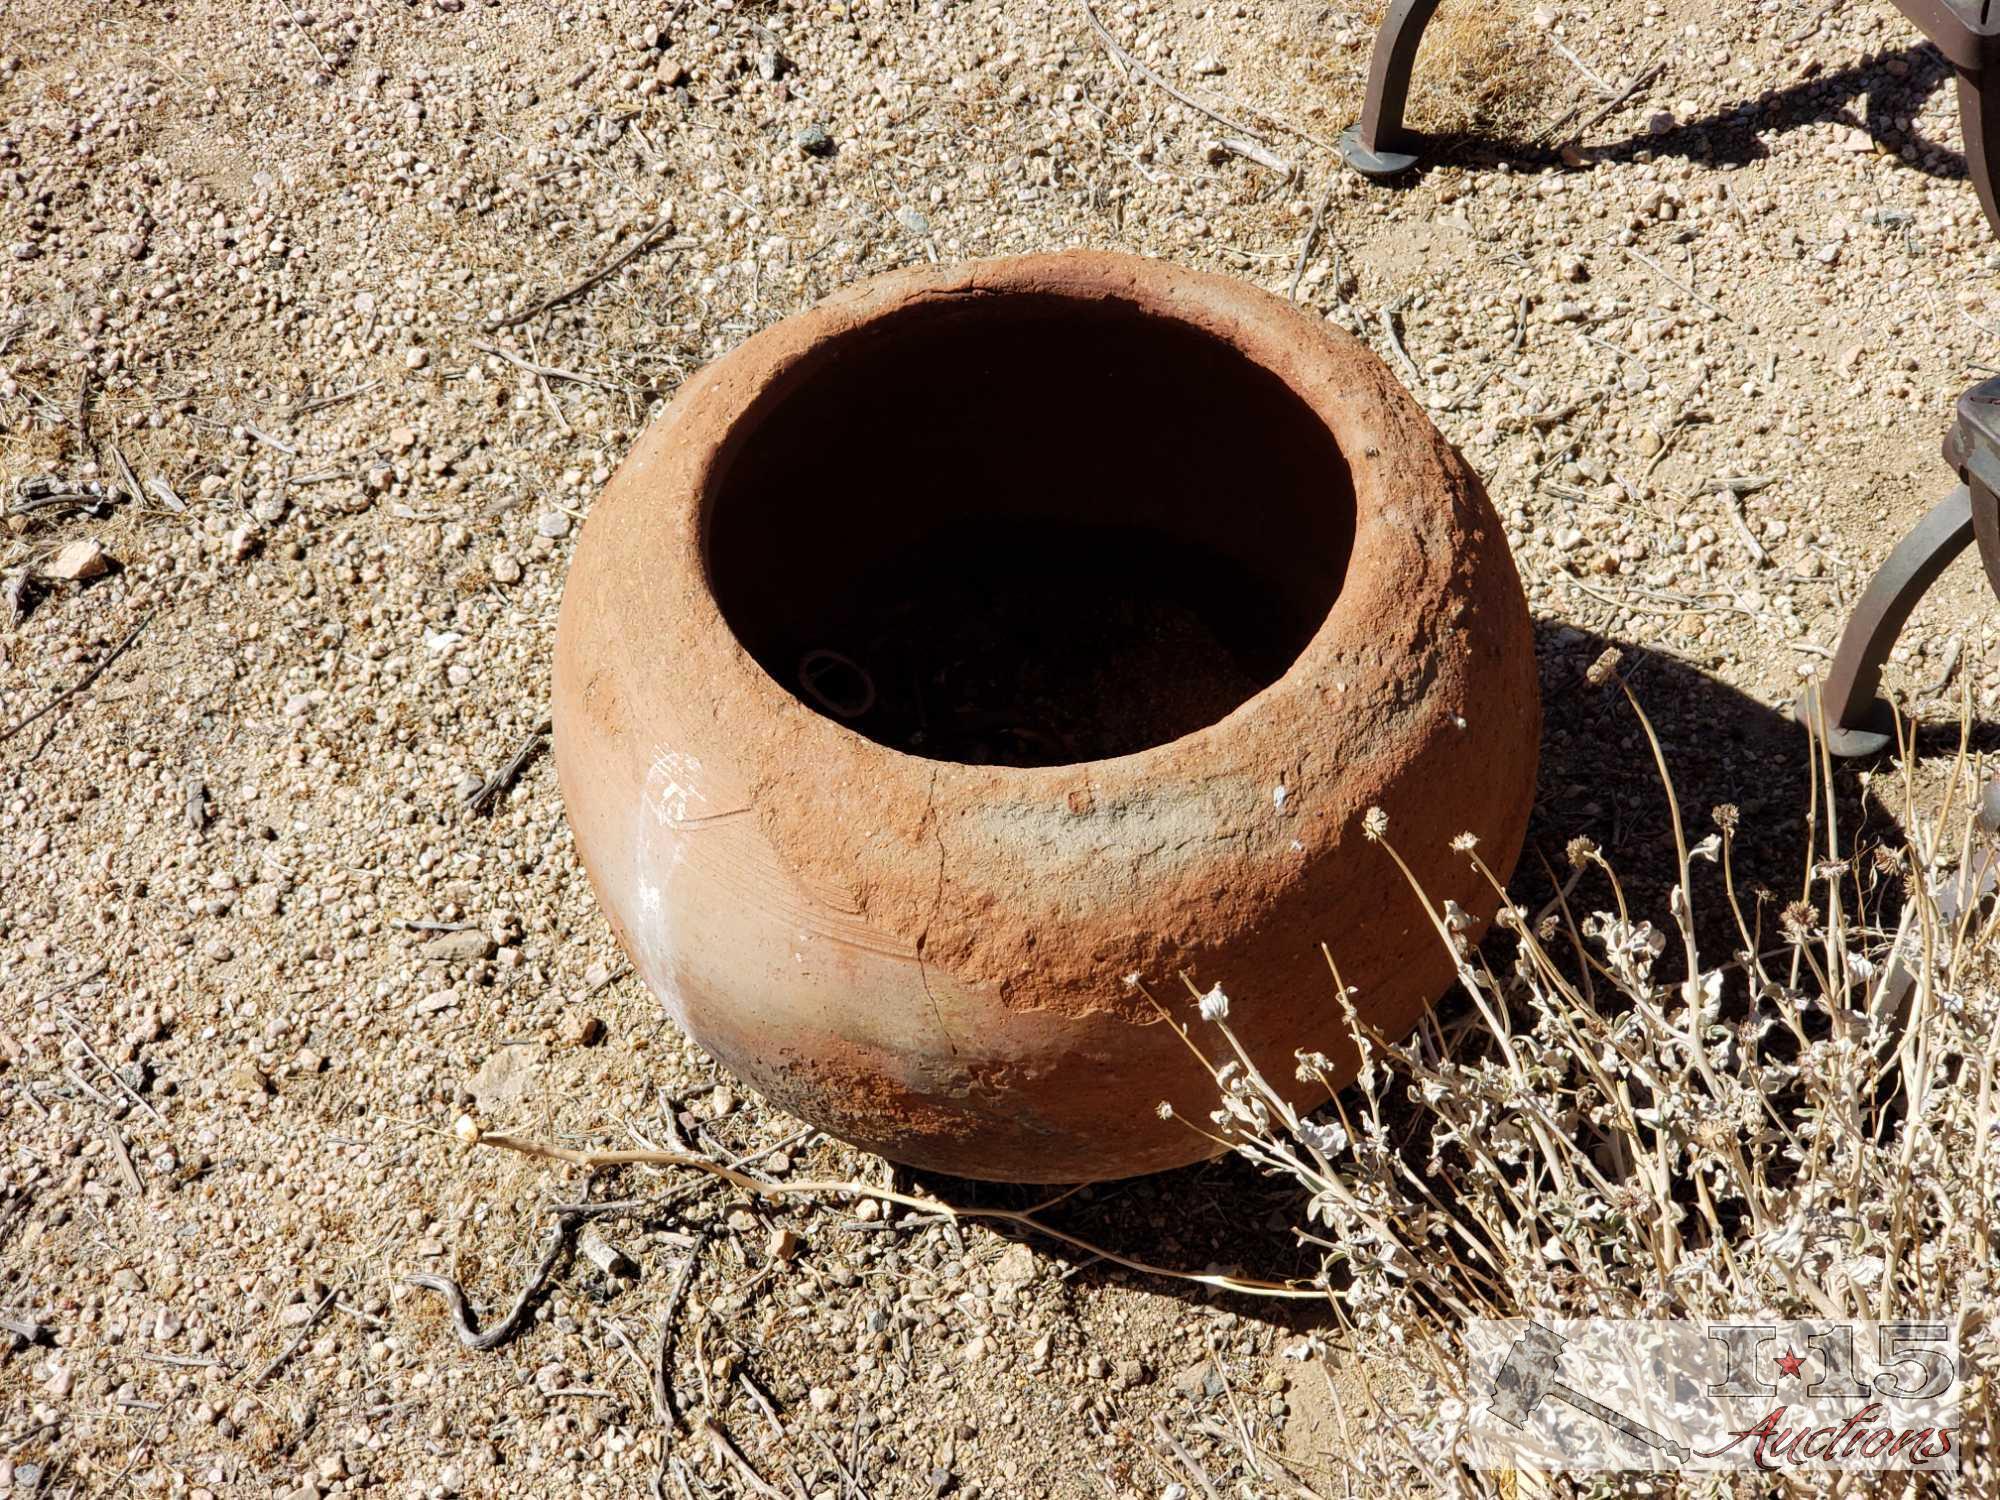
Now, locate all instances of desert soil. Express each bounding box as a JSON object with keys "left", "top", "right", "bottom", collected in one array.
[{"left": 2, "top": 0, "right": 1997, "bottom": 1494}]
